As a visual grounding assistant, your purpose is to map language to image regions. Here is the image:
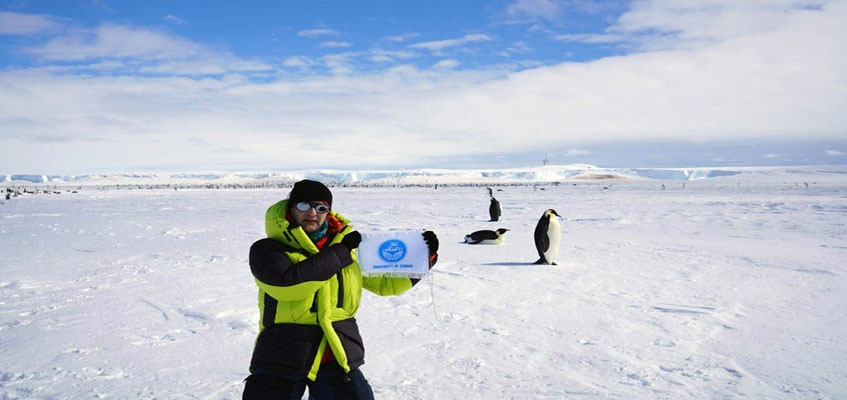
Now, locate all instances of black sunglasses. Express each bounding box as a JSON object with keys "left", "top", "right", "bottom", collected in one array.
[{"left": 294, "top": 201, "right": 330, "bottom": 214}]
